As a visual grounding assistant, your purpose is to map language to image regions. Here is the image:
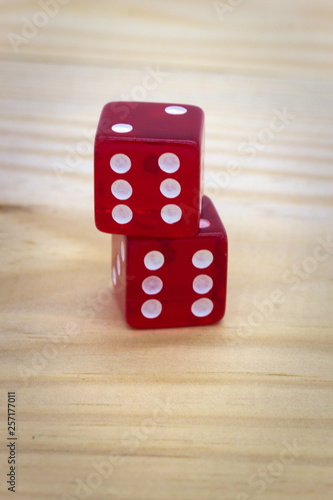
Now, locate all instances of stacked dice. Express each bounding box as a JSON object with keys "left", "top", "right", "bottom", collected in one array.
[{"left": 94, "top": 102, "right": 228, "bottom": 329}]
